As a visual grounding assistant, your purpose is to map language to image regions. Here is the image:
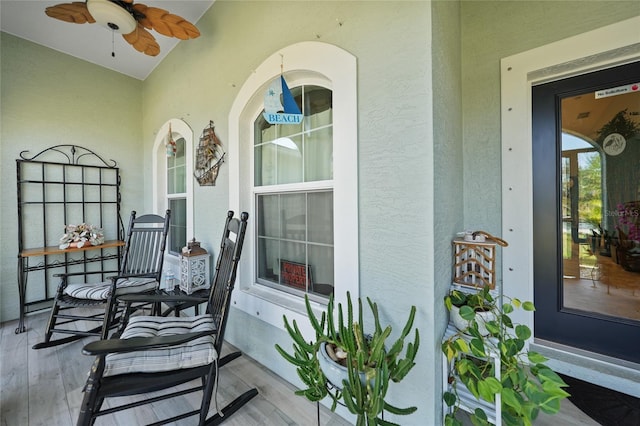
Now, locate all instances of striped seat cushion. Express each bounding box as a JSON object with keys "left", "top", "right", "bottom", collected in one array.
[
  {"left": 63, "top": 277, "right": 158, "bottom": 300},
  {"left": 103, "top": 314, "right": 216, "bottom": 376}
]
